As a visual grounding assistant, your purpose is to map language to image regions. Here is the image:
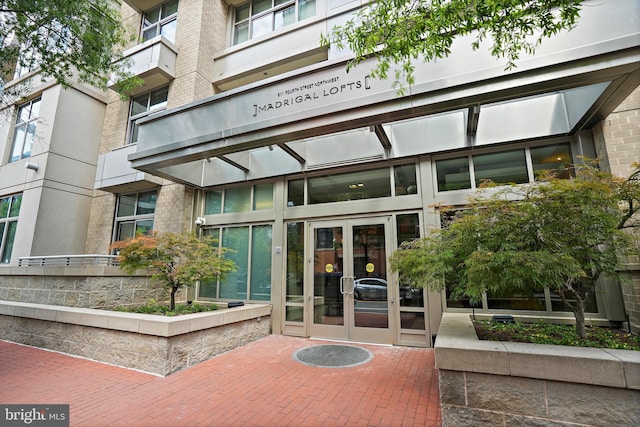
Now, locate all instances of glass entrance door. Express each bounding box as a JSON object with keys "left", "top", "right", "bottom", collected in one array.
[{"left": 308, "top": 217, "right": 394, "bottom": 344}]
